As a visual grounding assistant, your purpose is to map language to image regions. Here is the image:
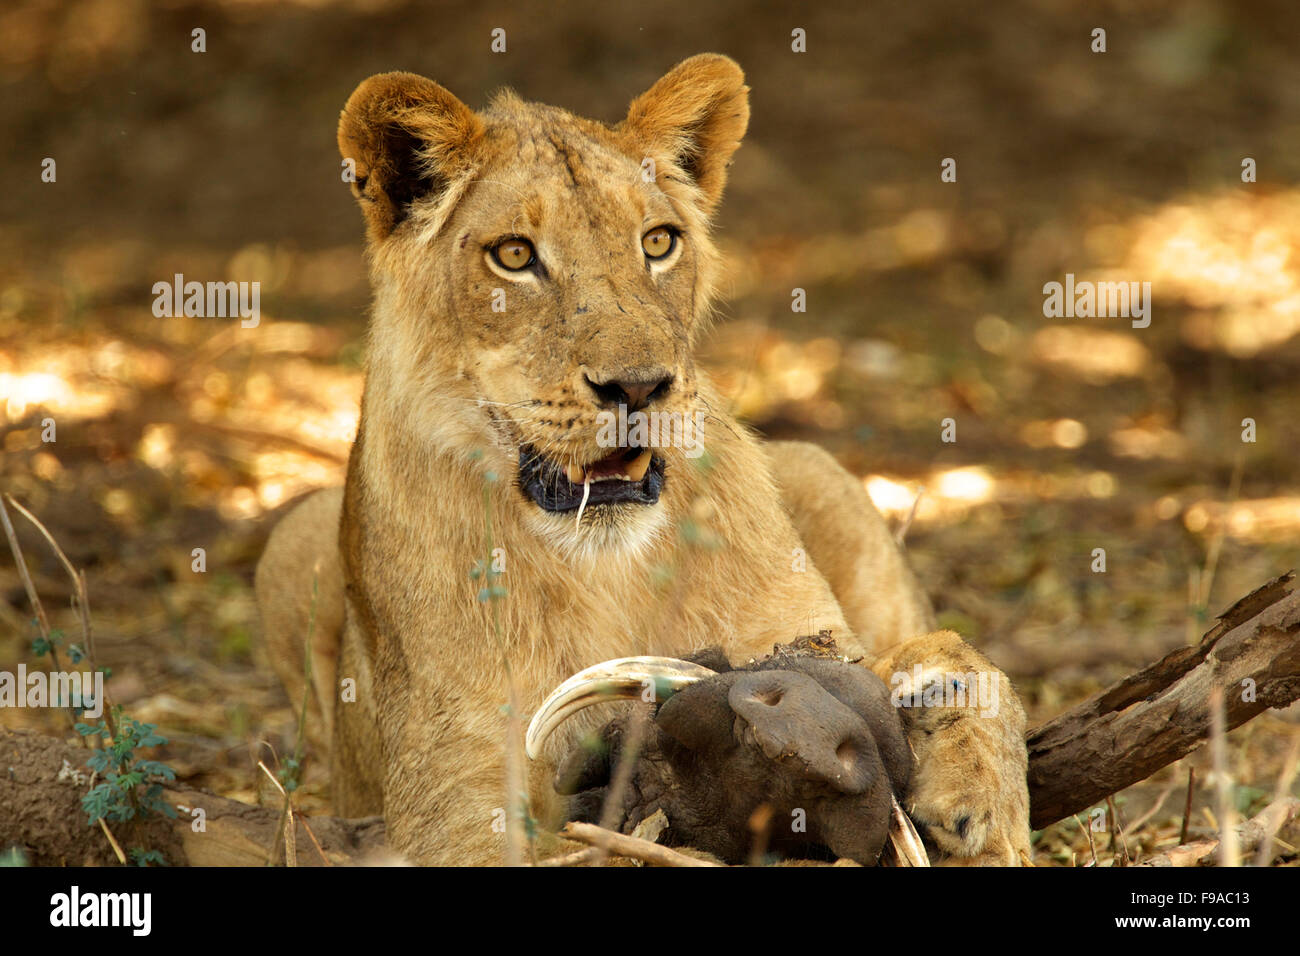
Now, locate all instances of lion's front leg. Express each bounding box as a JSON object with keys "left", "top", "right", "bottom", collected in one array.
[{"left": 870, "top": 630, "right": 1031, "bottom": 866}]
